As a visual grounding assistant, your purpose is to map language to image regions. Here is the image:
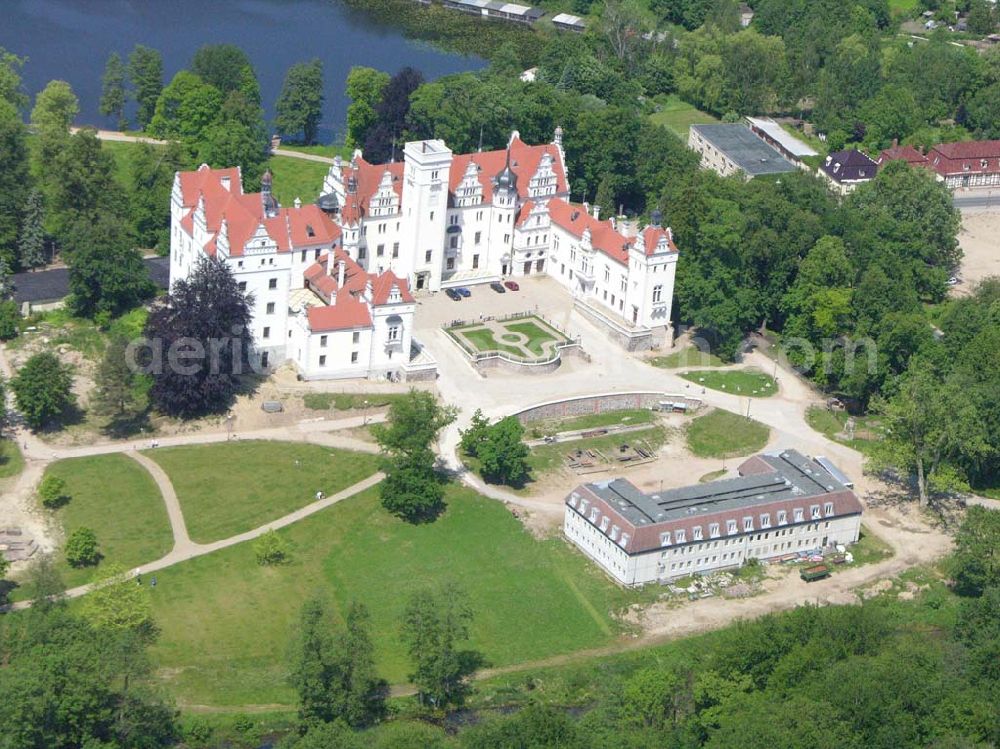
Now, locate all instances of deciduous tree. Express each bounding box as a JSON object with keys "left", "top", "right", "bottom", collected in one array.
[
  {"left": 65, "top": 526, "right": 100, "bottom": 567},
  {"left": 31, "top": 80, "right": 79, "bottom": 131},
  {"left": 10, "top": 352, "right": 75, "bottom": 430},
  {"left": 38, "top": 475, "right": 69, "bottom": 509},
  {"left": 128, "top": 45, "right": 164, "bottom": 130},
  {"left": 276, "top": 59, "right": 325, "bottom": 144},
  {"left": 99, "top": 51, "right": 128, "bottom": 130}
]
